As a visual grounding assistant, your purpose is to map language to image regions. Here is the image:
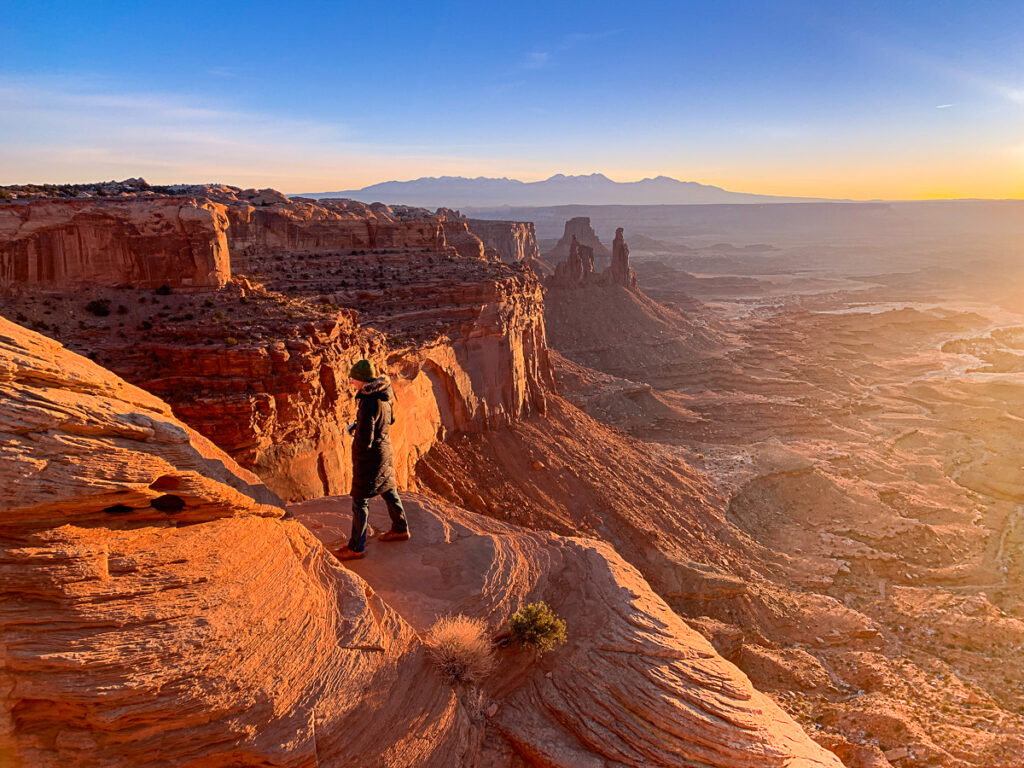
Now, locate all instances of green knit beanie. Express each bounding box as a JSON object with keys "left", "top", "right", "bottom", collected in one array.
[{"left": 349, "top": 359, "right": 376, "bottom": 382}]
